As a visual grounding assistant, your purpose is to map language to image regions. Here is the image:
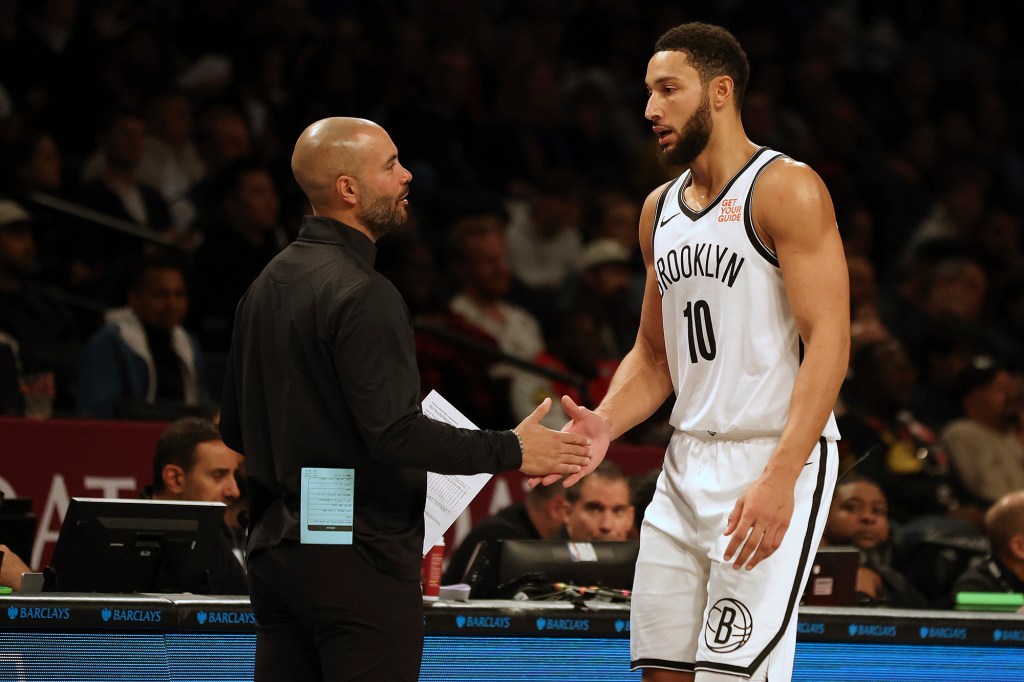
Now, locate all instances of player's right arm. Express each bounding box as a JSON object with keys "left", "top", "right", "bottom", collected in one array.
[
  {"left": 592, "top": 181, "right": 675, "bottom": 440},
  {"left": 533, "top": 183, "right": 675, "bottom": 488}
]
